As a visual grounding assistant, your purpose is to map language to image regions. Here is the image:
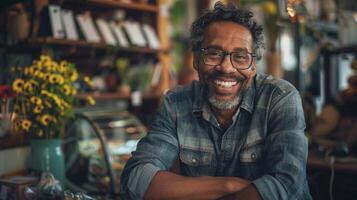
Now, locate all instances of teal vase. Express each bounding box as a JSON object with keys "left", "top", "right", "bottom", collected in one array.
[{"left": 28, "top": 139, "right": 65, "bottom": 187}]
